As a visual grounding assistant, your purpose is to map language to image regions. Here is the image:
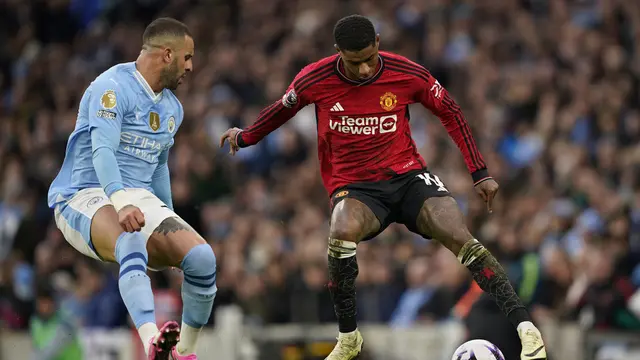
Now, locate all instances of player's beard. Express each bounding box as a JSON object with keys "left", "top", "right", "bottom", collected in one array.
[{"left": 160, "top": 59, "right": 181, "bottom": 90}]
